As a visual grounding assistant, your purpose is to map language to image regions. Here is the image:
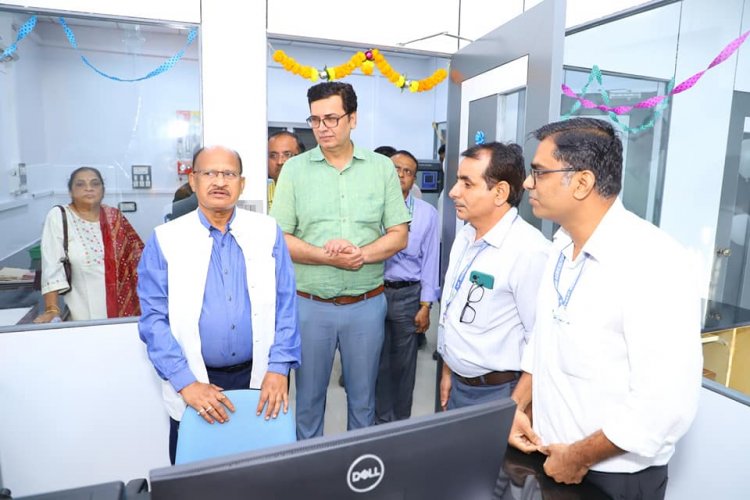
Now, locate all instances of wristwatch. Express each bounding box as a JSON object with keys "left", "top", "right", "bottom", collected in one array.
[{"left": 419, "top": 301, "right": 432, "bottom": 309}]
